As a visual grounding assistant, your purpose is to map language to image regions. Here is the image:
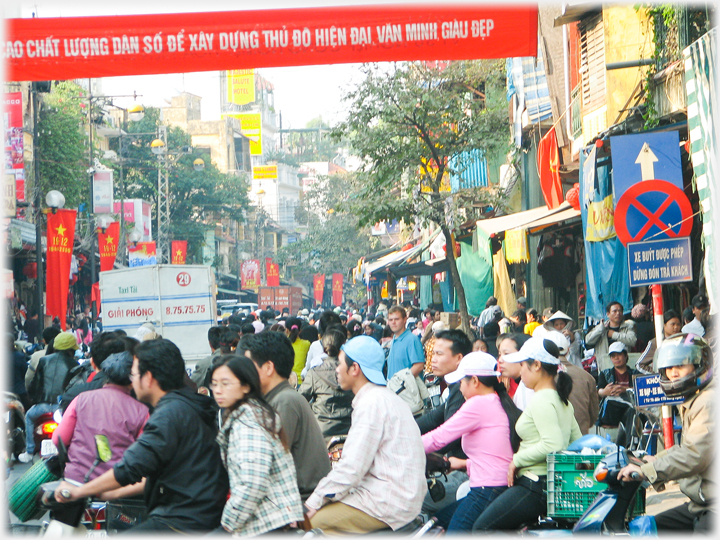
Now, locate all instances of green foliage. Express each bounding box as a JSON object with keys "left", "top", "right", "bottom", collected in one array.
[
  {"left": 111, "top": 107, "right": 250, "bottom": 263},
  {"left": 331, "top": 61, "right": 509, "bottom": 231},
  {"left": 36, "top": 81, "right": 88, "bottom": 209},
  {"left": 275, "top": 172, "right": 378, "bottom": 290}
]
